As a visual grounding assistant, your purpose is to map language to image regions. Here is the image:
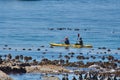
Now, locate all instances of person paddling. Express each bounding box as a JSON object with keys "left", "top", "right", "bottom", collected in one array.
[
  {"left": 76, "top": 33, "right": 83, "bottom": 45},
  {"left": 64, "top": 37, "right": 70, "bottom": 45},
  {"left": 79, "top": 38, "right": 83, "bottom": 46}
]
